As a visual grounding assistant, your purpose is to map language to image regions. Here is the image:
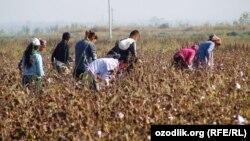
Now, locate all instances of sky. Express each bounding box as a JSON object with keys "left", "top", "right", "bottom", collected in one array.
[{"left": 0, "top": 0, "right": 249, "bottom": 26}]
